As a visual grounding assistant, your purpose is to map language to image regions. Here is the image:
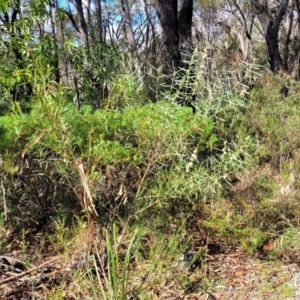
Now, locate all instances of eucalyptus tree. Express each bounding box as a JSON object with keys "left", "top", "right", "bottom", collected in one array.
[
  {"left": 155, "top": 0, "right": 193, "bottom": 74},
  {"left": 229, "top": 0, "right": 300, "bottom": 76},
  {"left": 0, "top": 0, "right": 60, "bottom": 111},
  {"left": 75, "top": 0, "right": 90, "bottom": 50},
  {"left": 251, "top": 0, "right": 289, "bottom": 73},
  {"left": 121, "top": 0, "right": 137, "bottom": 49}
]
